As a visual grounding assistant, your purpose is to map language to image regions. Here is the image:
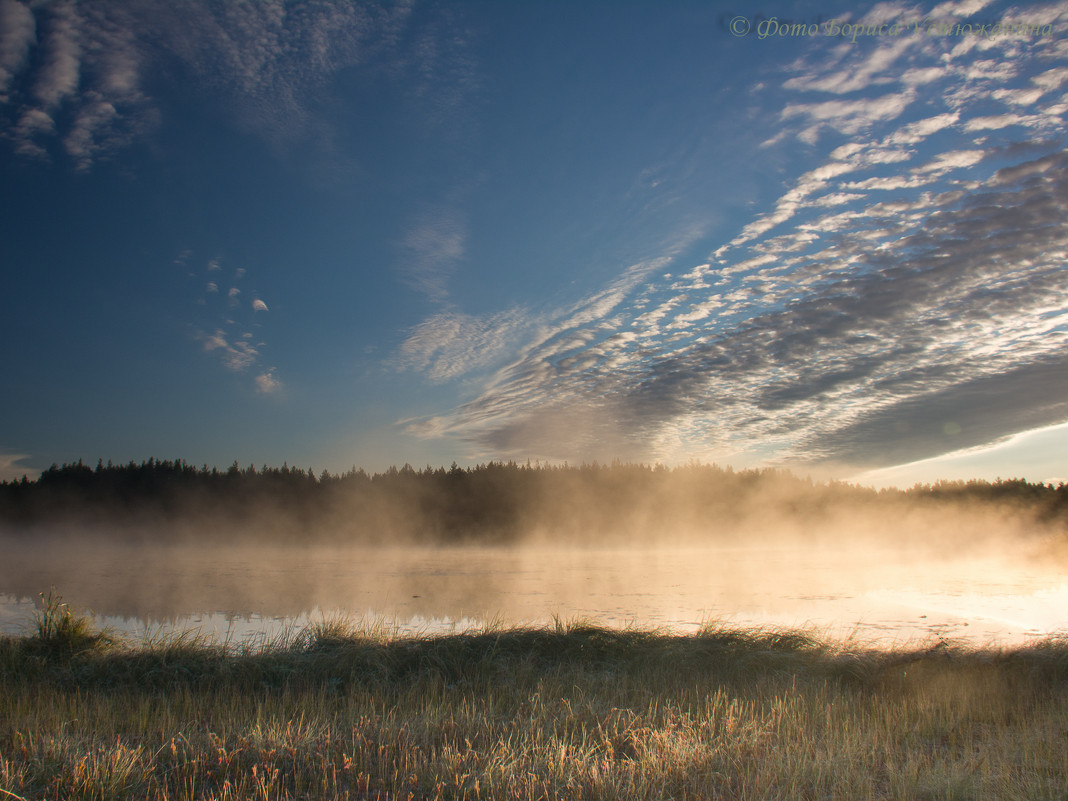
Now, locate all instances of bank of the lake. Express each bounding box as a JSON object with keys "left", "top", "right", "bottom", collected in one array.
[{"left": 1, "top": 599, "right": 1067, "bottom": 800}]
